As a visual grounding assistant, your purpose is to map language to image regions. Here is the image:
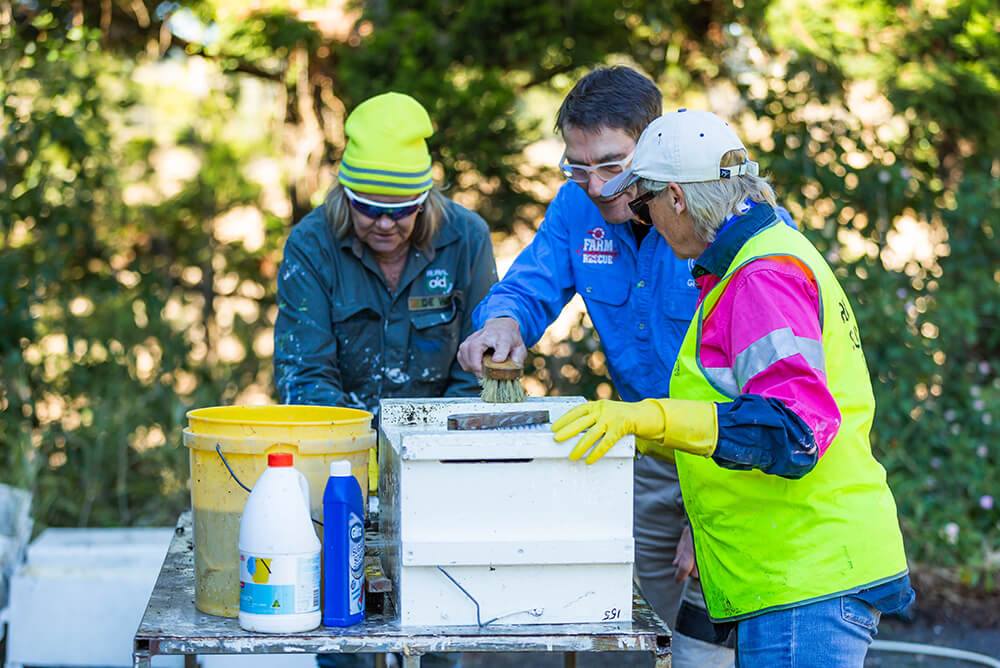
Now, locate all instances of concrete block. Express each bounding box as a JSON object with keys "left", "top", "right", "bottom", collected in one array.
[{"left": 4, "top": 527, "right": 182, "bottom": 668}]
